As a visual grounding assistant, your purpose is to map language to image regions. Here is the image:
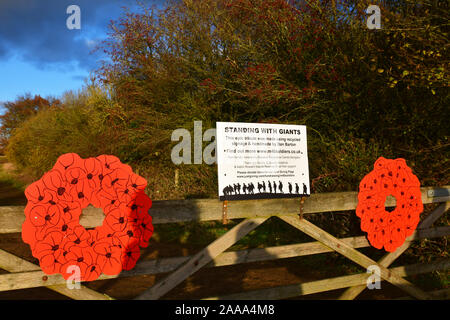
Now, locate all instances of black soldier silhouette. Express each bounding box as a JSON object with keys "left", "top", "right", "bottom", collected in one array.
[
  {"left": 303, "top": 183, "right": 308, "bottom": 194},
  {"left": 295, "top": 183, "right": 300, "bottom": 194},
  {"left": 262, "top": 181, "right": 266, "bottom": 193},
  {"left": 288, "top": 182, "right": 293, "bottom": 194},
  {"left": 243, "top": 183, "right": 247, "bottom": 194},
  {"left": 249, "top": 183, "right": 255, "bottom": 194},
  {"left": 223, "top": 185, "right": 234, "bottom": 196},
  {"left": 273, "top": 181, "right": 277, "bottom": 194},
  {"left": 257, "top": 182, "right": 263, "bottom": 193},
  {"left": 278, "top": 181, "right": 283, "bottom": 193},
  {"left": 268, "top": 180, "right": 273, "bottom": 193},
  {"left": 237, "top": 183, "right": 241, "bottom": 194},
  {"left": 233, "top": 184, "right": 238, "bottom": 194}
]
